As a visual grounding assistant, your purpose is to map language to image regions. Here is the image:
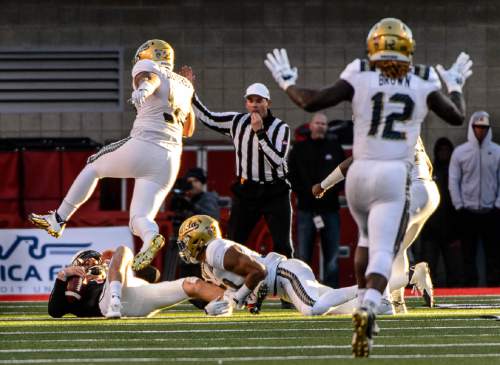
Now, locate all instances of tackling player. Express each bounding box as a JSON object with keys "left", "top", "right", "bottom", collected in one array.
[
  {"left": 265, "top": 18, "right": 470, "bottom": 357},
  {"left": 29, "top": 40, "right": 195, "bottom": 272},
  {"left": 177, "top": 215, "right": 357, "bottom": 316},
  {"left": 49, "top": 248, "right": 230, "bottom": 318}
]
